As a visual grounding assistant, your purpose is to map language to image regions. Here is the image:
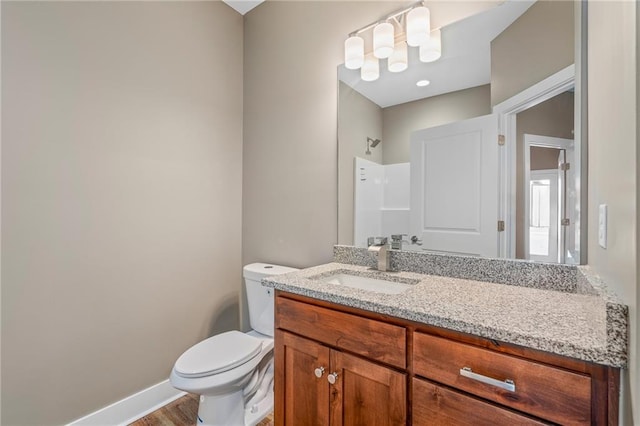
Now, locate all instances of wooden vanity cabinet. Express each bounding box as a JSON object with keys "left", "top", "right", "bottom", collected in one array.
[
  {"left": 275, "top": 294, "right": 407, "bottom": 426},
  {"left": 274, "top": 291, "right": 619, "bottom": 426},
  {"left": 277, "top": 330, "right": 406, "bottom": 426}
]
